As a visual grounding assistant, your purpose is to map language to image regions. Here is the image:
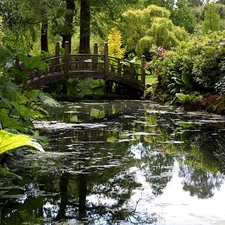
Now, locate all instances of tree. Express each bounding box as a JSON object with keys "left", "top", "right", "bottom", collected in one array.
[
  {"left": 139, "top": 0, "right": 175, "bottom": 10},
  {"left": 78, "top": 0, "right": 138, "bottom": 53},
  {"left": 0, "top": 16, "right": 3, "bottom": 45},
  {"left": 79, "top": 0, "right": 90, "bottom": 53},
  {"left": 203, "top": 3, "right": 220, "bottom": 33},
  {"left": 171, "top": 0, "right": 197, "bottom": 33},
  {"left": 108, "top": 27, "right": 125, "bottom": 58},
  {"left": 0, "top": 0, "right": 61, "bottom": 53},
  {"left": 61, "top": 0, "right": 76, "bottom": 52},
  {"left": 121, "top": 5, "right": 189, "bottom": 56}
]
